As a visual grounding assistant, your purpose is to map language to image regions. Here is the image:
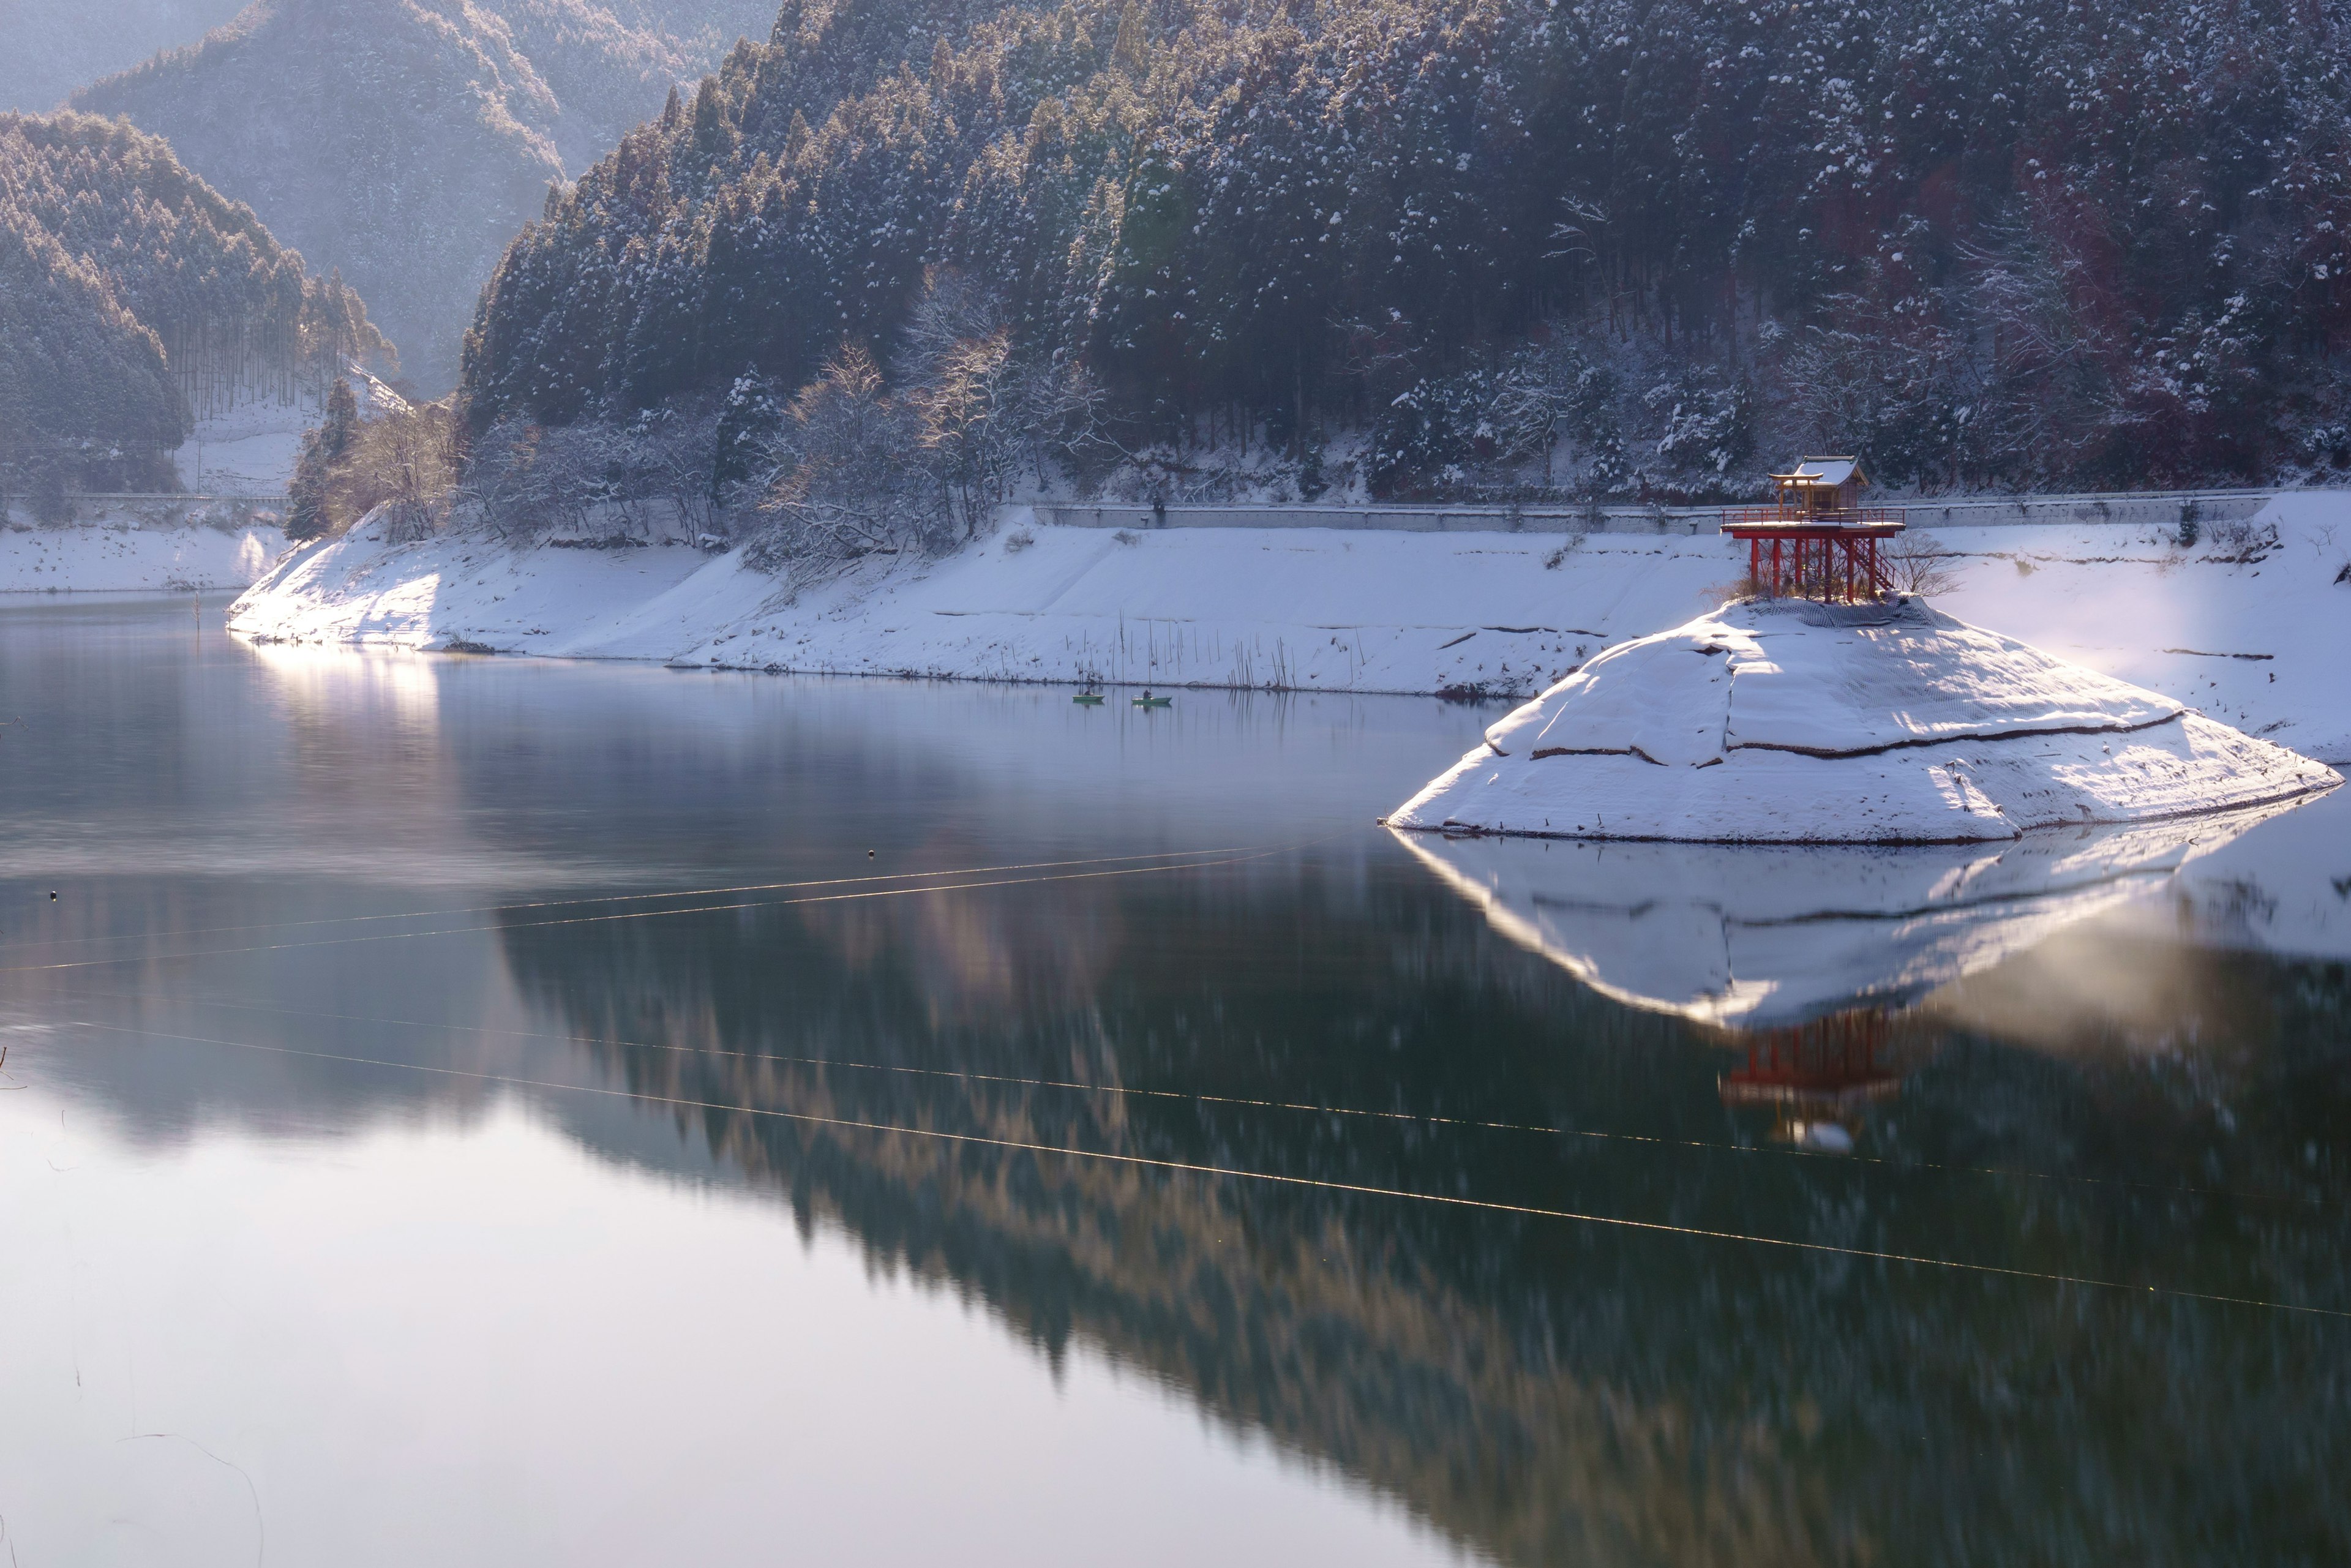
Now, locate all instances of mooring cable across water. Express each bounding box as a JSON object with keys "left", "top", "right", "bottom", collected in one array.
[
  {"left": 51, "top": 1019, "right": 2351, "bottom": 1324},
  {"left": 0, "top": 845, "right": 1295, "bottom": 976},
  {"left": 0, "top": 844, "right": 1269, "bottom": 955},
  {"left": 44, "top": 986, "right": 2325, "bottom": 1212}
]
